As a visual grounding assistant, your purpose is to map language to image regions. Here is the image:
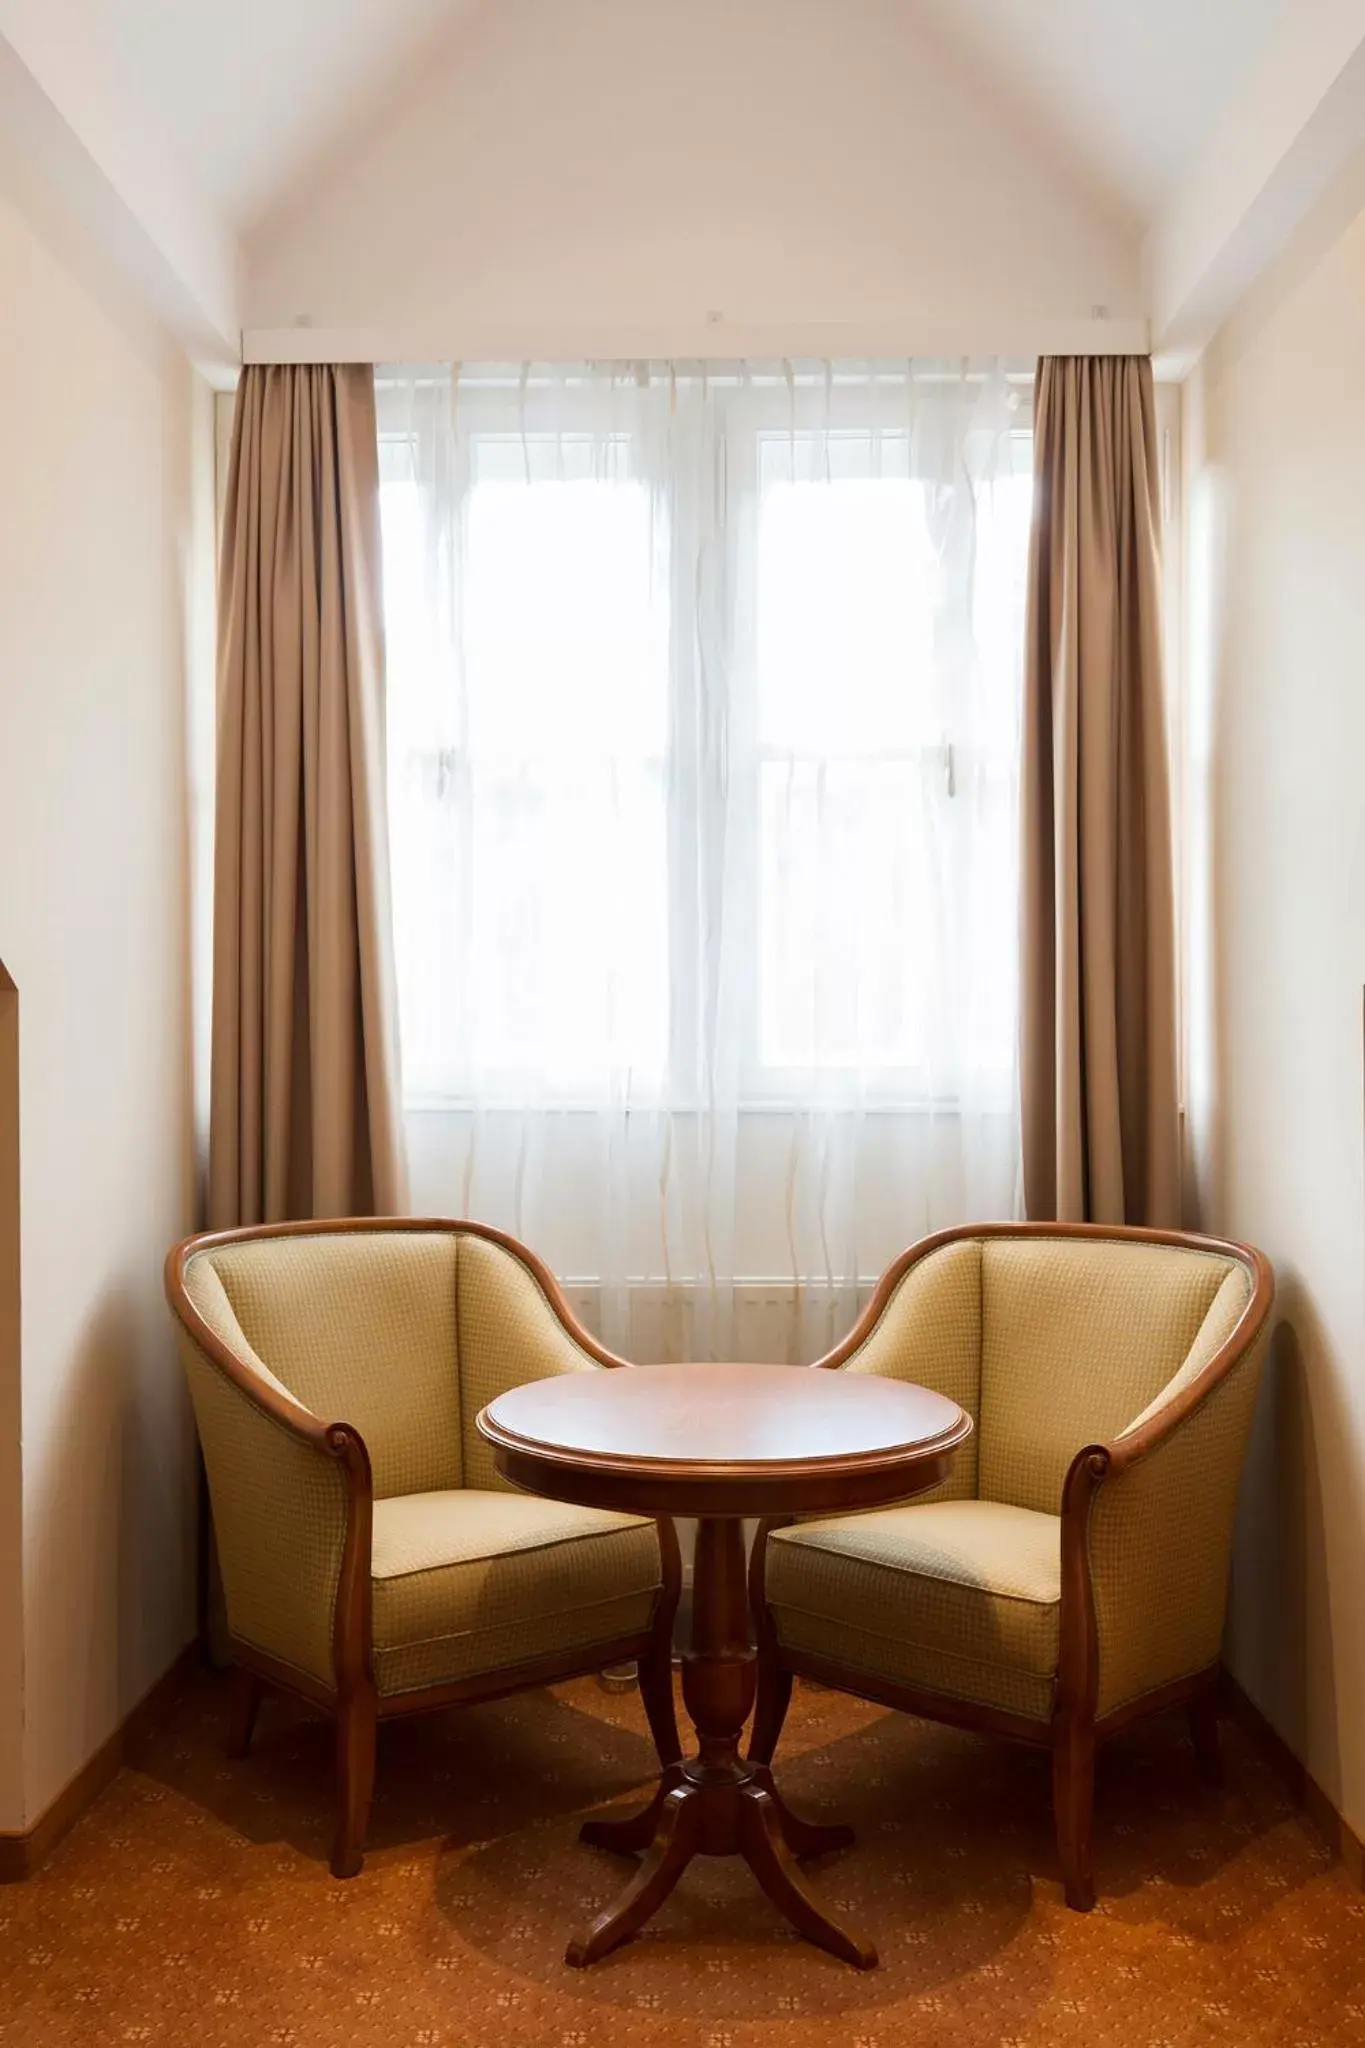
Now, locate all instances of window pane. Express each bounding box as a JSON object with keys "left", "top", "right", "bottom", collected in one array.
[
  {"left": 381, "top": 448, "right": 670, "bottom": 1094},
  {"left": 757, "top": 451, "right": 938, "bottom": 754},
  {"left": 972, "top": 471, "right": 1034, "bottom": 739},
  {"left": 752, "top": 431, "right": 1026, "bottom": 1086},
  {"left": 759, "top": 760, "right": 932, "bottom": 1070},
  {"left": 465, "top": 765, "right": 668, "bottom": 1081},
  {"left": 465, "top": 453, "right": 666, "bottom": 763}
]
